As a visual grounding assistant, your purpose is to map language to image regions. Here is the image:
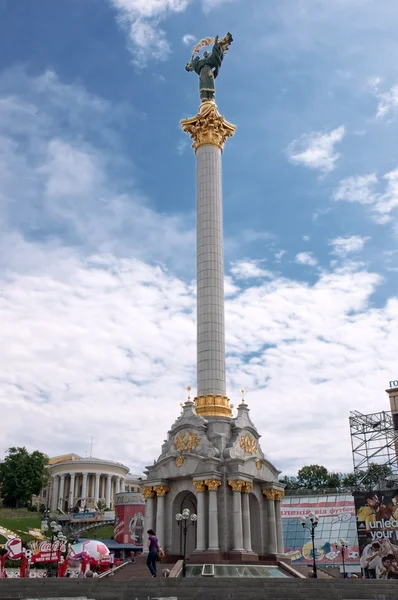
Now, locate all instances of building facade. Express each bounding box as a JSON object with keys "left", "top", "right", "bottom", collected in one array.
[{"left": 35, "top": 454, "right": 131, "bottom": 512}]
